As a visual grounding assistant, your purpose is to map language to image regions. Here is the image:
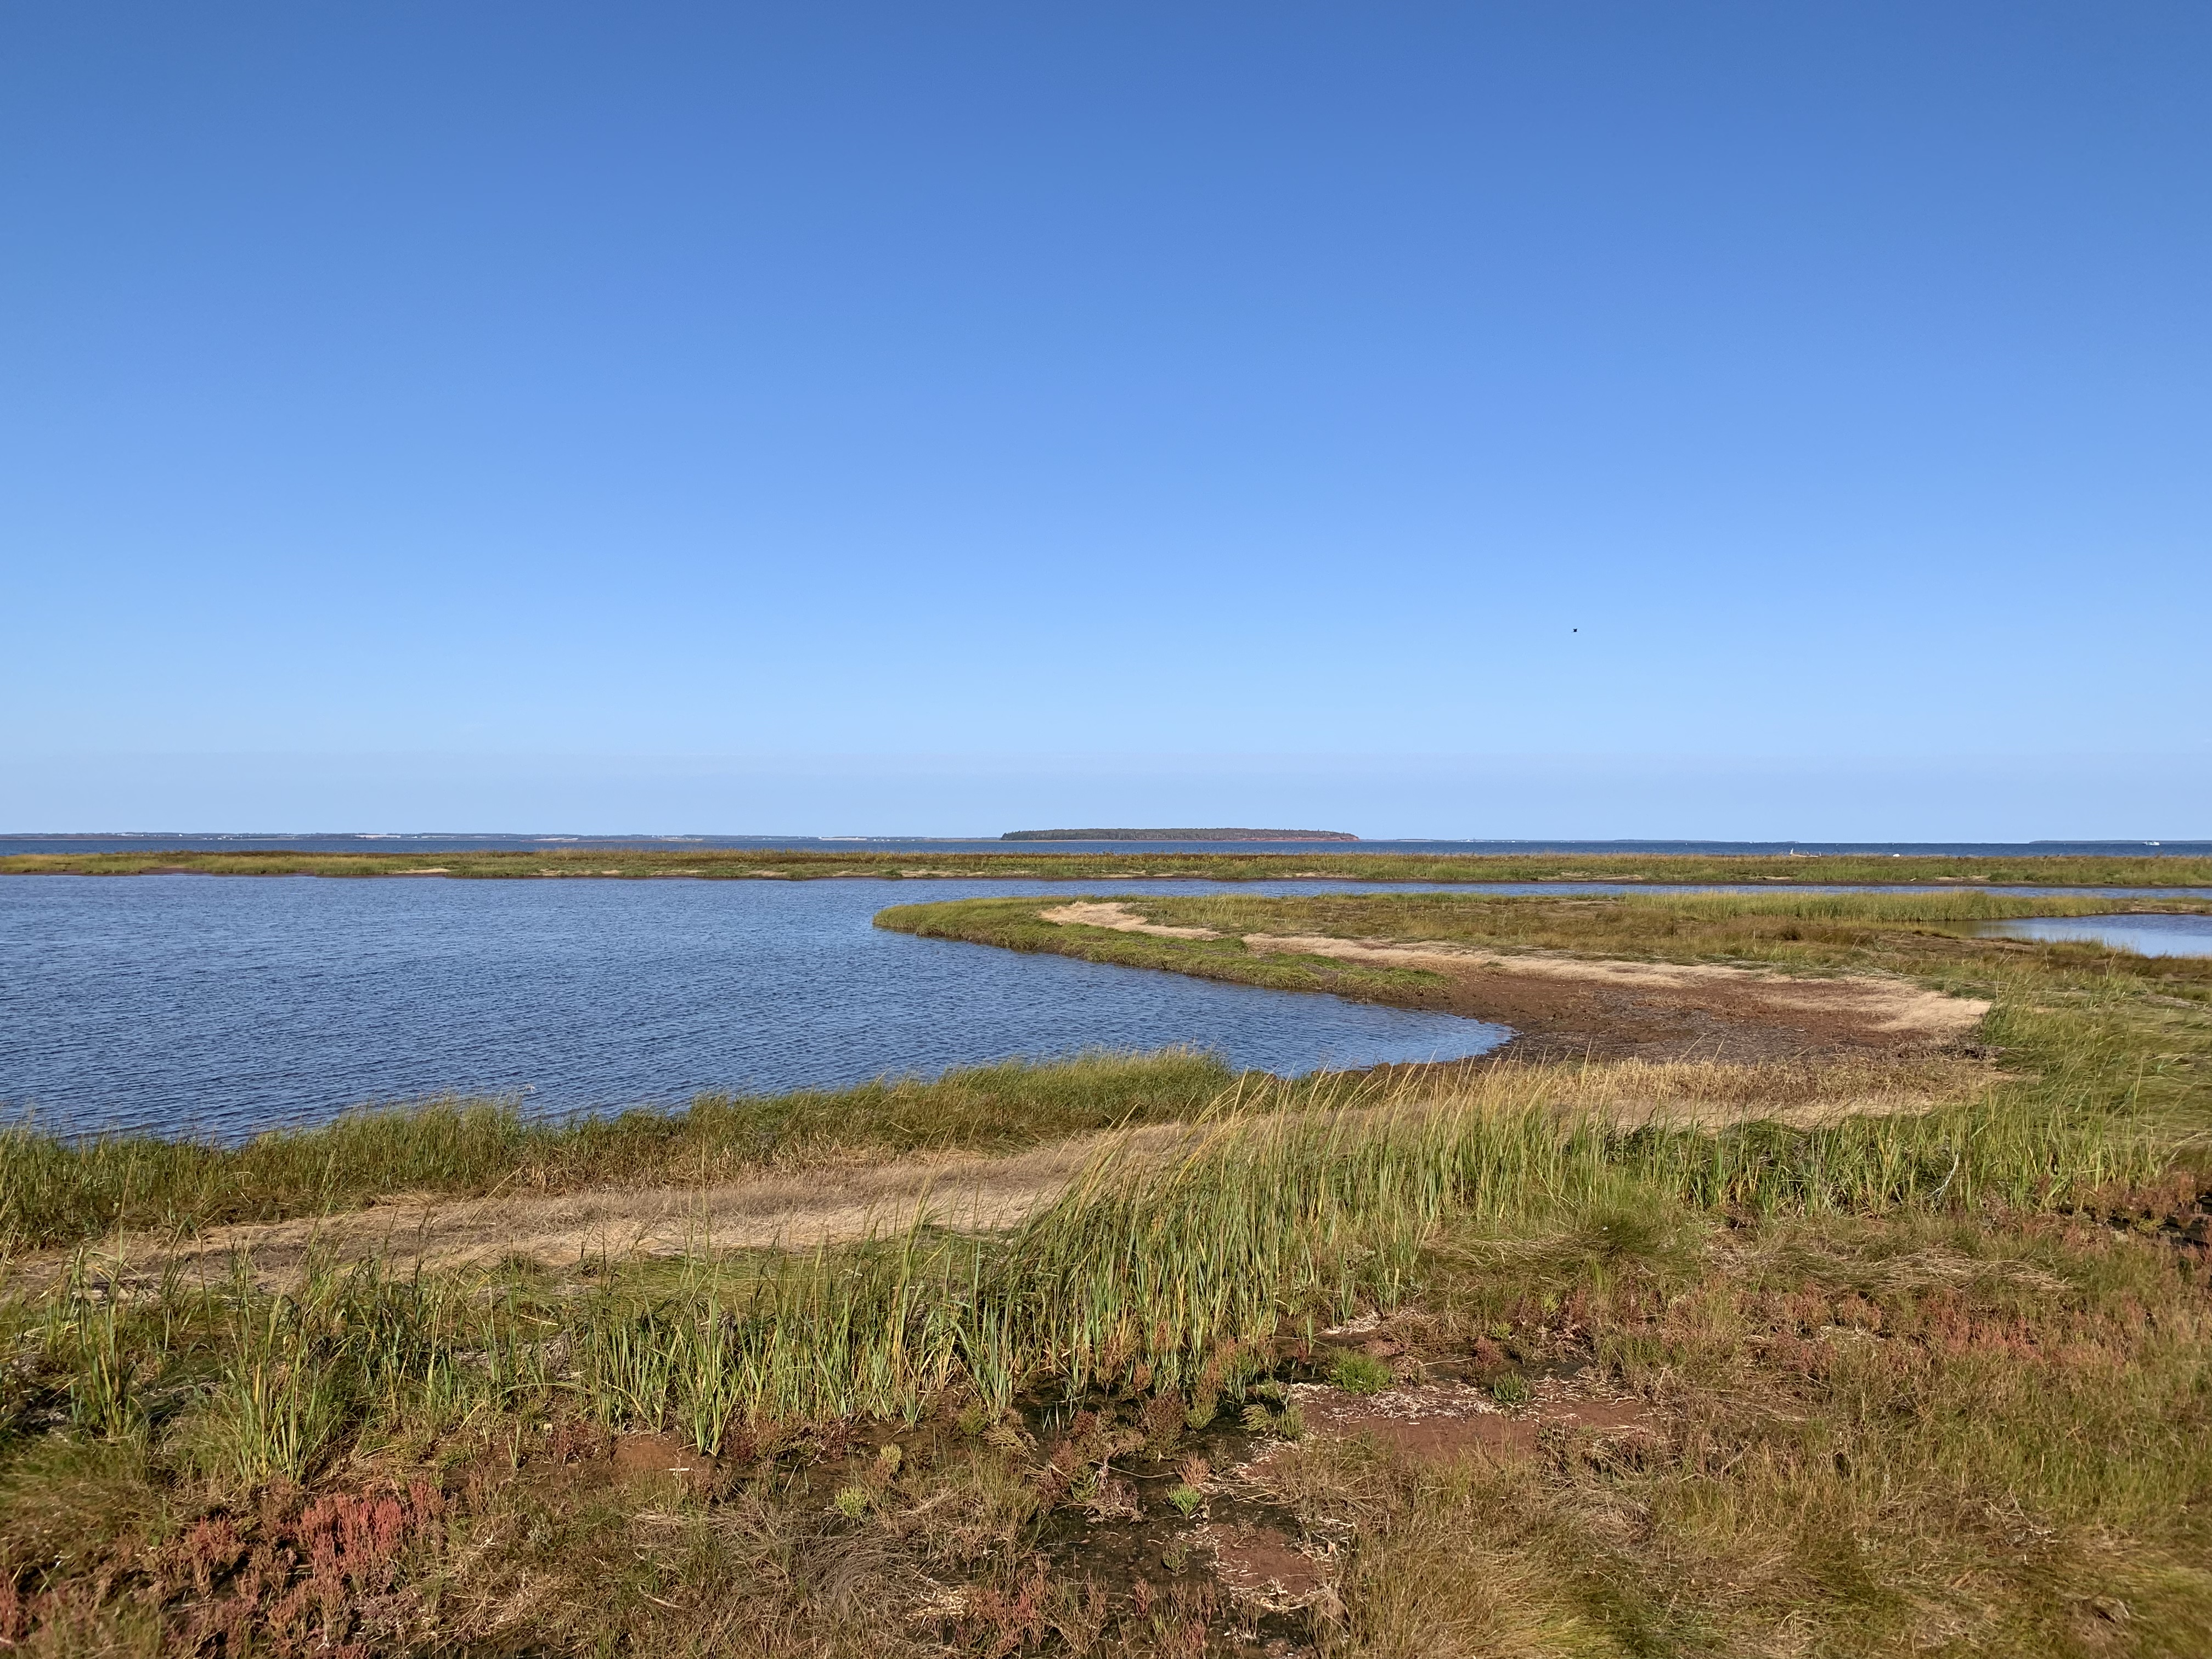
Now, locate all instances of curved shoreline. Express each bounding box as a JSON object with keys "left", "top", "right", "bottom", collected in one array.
[{"left": 877, "top": 891, "right": 2040, "bottom": 1065}]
